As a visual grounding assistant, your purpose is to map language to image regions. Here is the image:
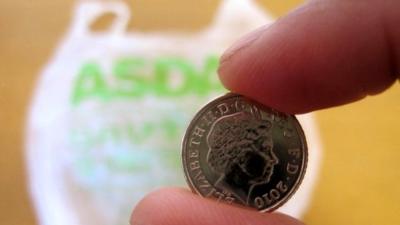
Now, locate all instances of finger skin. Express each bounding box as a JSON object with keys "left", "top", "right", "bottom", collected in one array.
[
  {"left": 218, "top": 0, "right": 399, "bottom": 114},
  {"left": 130, "top": 188, "right": 304, "bottom": 225}
]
